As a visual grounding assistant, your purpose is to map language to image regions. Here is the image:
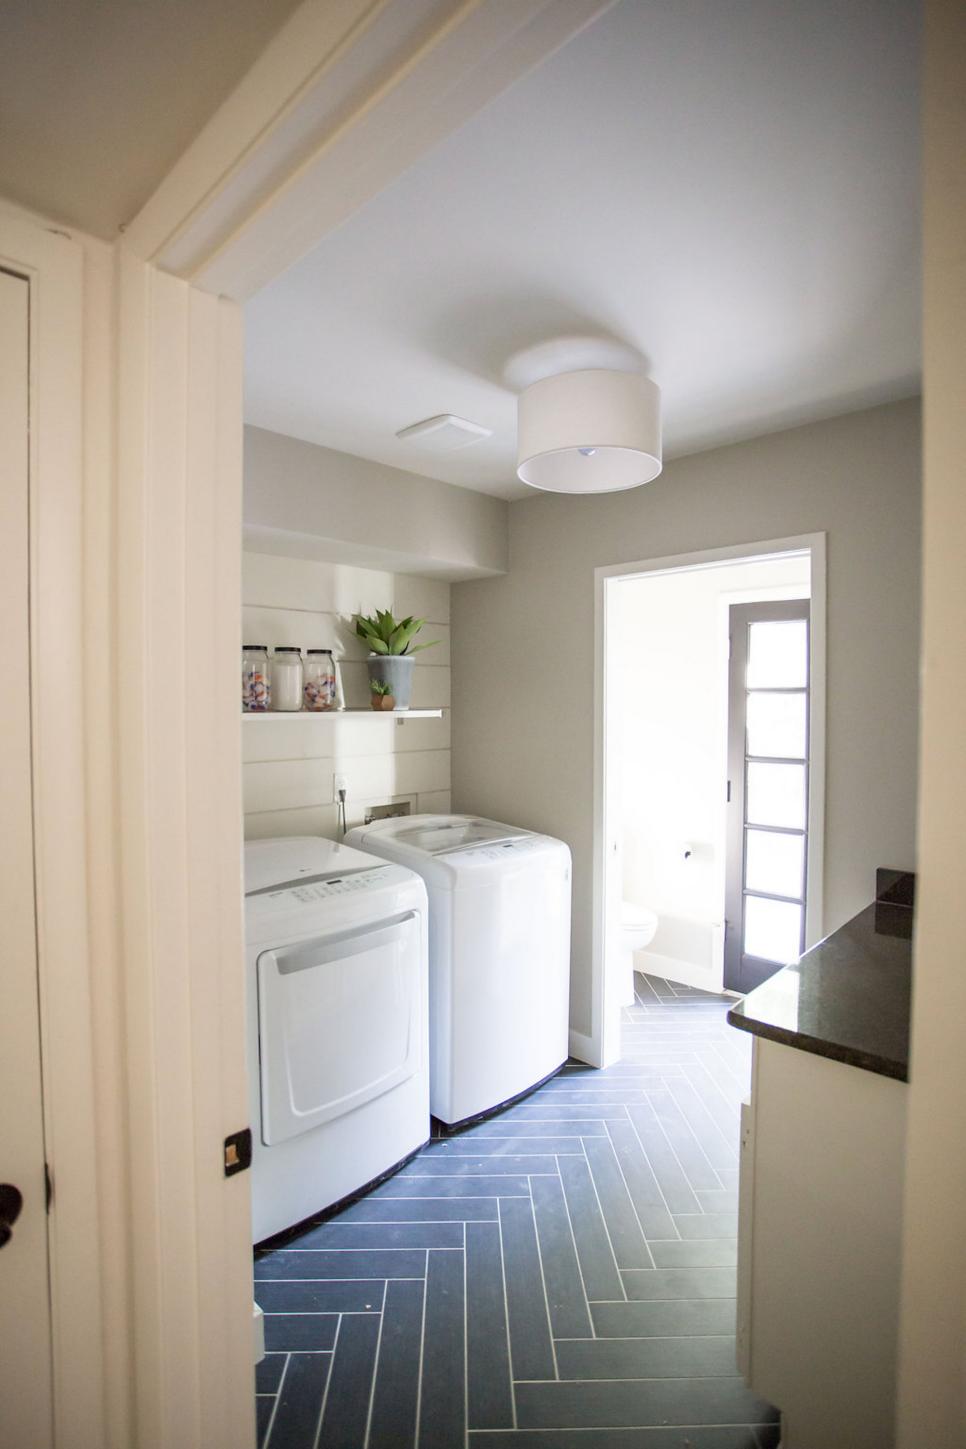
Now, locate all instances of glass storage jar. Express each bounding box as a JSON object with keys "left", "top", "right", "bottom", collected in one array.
[
  {"left": 271, "top": 647, "right": 304, "bottom": 711},
  {"left": 304, "top": 649, "right": 337, "bottom": 711},
  {"left": 242, "top": 645, "right": 270, "bottom": 711}
]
